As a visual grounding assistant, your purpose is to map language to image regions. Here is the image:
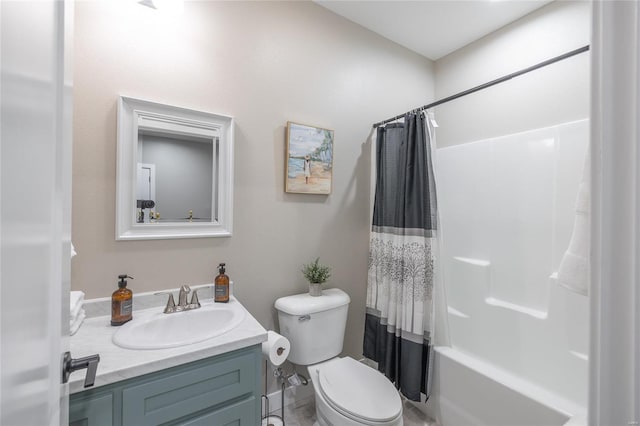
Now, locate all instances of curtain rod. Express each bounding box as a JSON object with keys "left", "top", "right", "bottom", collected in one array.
[{"left": 372, "top": 44, "right": 590, "bottom": 128}]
